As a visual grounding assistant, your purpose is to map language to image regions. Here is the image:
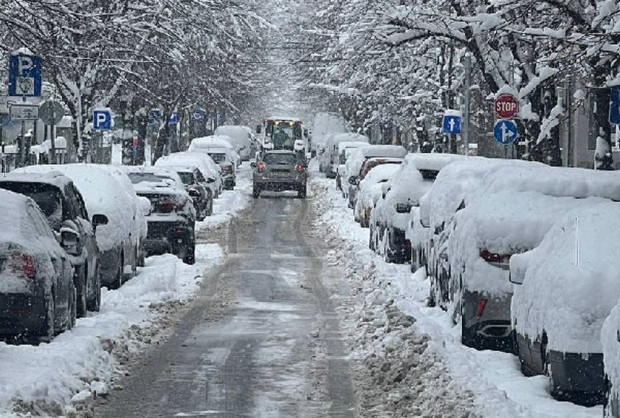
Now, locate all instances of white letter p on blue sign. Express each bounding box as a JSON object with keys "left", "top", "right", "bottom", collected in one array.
[{"left": 93, "top": 109, "right": 112, "bottom": 130}]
